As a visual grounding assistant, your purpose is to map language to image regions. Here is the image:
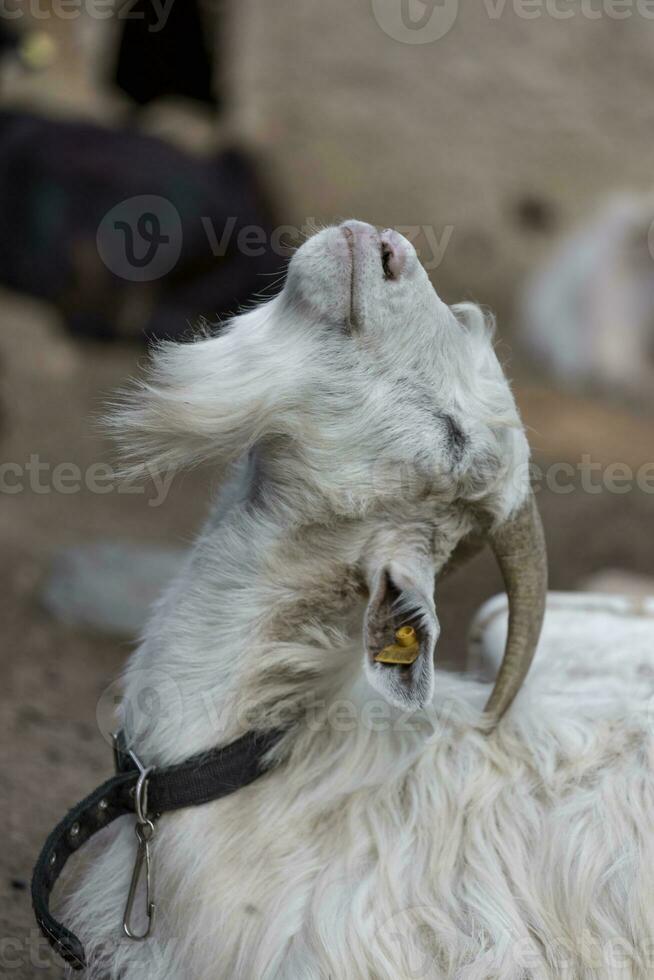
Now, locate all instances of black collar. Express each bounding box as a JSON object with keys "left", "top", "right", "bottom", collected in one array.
[{"left": 31, "top": 728, "right": 285, "bottom": 970}]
